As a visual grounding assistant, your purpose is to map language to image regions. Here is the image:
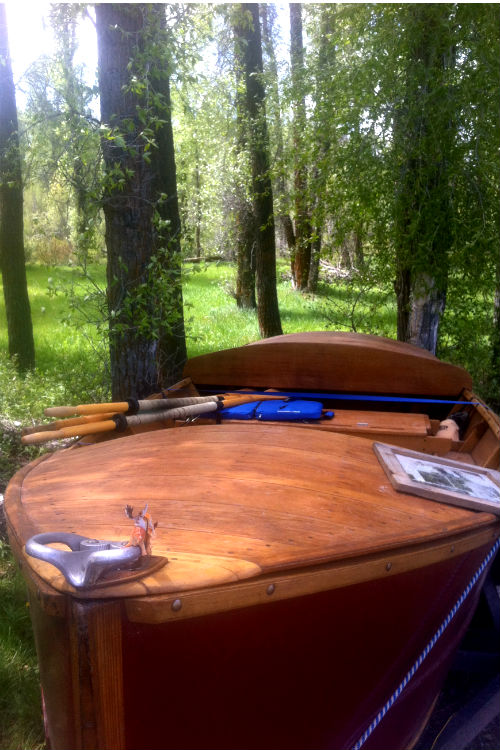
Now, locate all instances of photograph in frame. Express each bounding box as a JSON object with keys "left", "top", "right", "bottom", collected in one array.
[{"left": 373, "top": 442, "right": 500, "bottom": 515}]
